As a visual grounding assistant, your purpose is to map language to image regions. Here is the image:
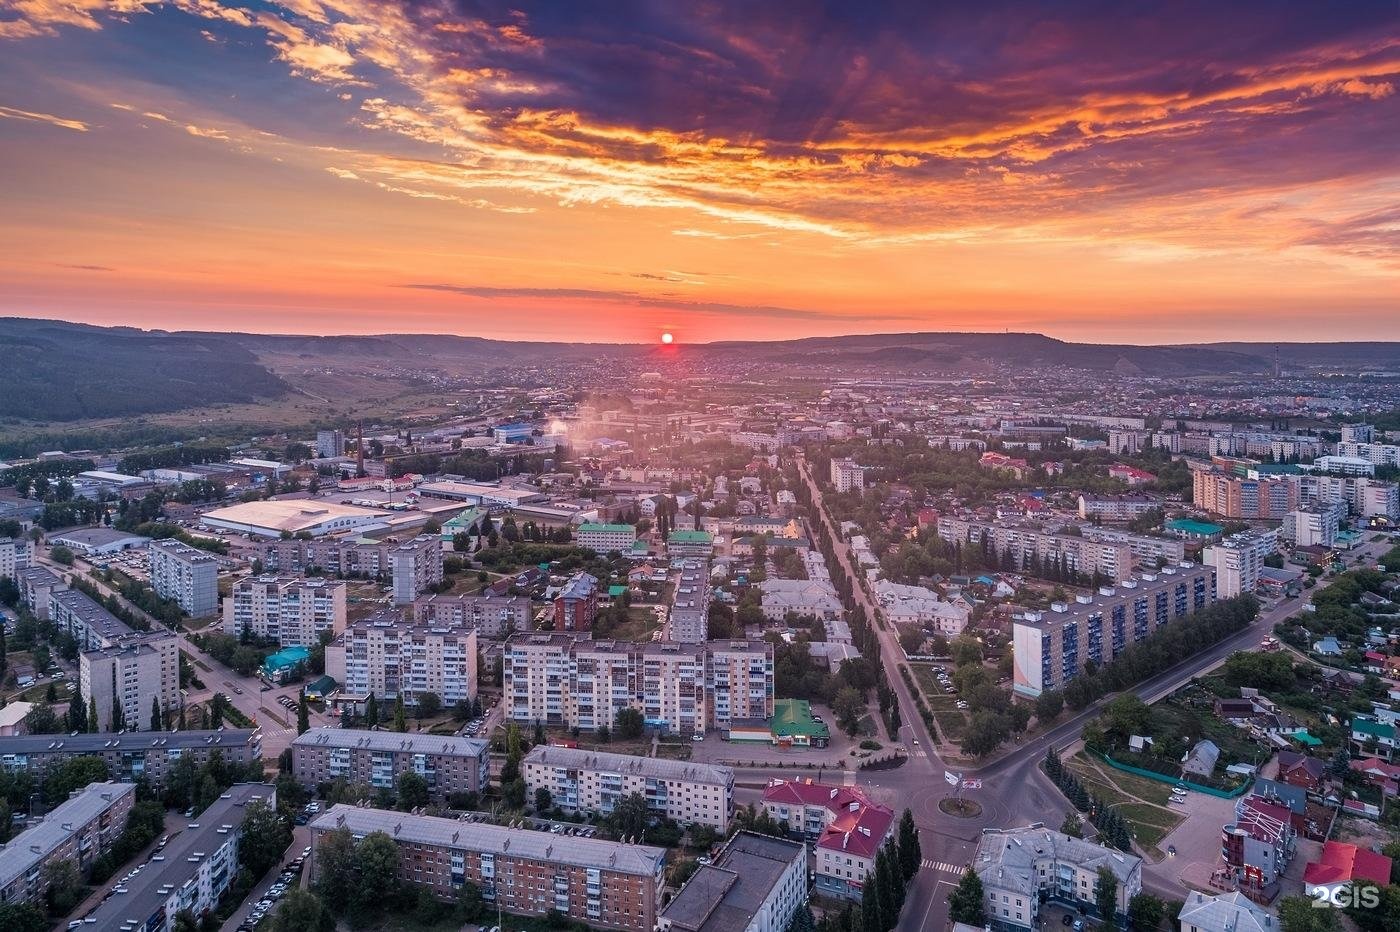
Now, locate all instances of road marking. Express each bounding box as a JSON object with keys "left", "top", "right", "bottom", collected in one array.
[{"left": 921, "top": 859, "right": 963, "bottom": 874}]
